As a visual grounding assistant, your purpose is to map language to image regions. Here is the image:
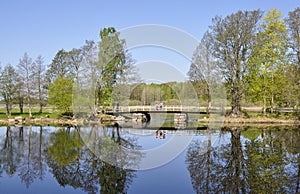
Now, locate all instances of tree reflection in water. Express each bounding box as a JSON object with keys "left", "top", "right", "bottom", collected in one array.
[
  {"left": 47, "top": 126, "right": 84, "bottom": 166},
  {"left": 0, "top": 125, "right": 139, "bottom": 194},
  {"left": 0, "top": 126, "right": 47, "bottom": 188},
  {"left": 1, "top": 125, "right": 300, "bottom": 193},
  {"left": 186, "top": 126, "right": 300, "bottom": 194},
  {"left": 80, "top": 123, "right": 143, "bottom": 170},
  {"left": 46, "top": 124, "right": 139, "bottom": 194}
]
